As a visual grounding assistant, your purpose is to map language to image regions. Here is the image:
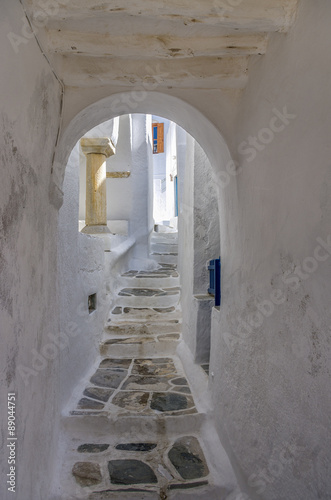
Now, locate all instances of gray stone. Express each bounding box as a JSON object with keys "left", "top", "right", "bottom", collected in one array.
[
  {"left": 72, "top": 462, "right": 102, "bottom": 487},
  {"left": 158, "top": 334, "right": 180, "bottom": 341},
  {"left": 108, "top": 459, "right": 157, "bottom": 485},
  {"left": 175, "top": 386, "right": 192, "bottom": 394},
  {"left": 169, "top": 481, "right": 209, "bottom": 490},
  {"left": 104, "top": 338, "right": 130, "bottom": 345},
  {"left": 122, "top": 376, "right": 171, "bottom": 392},
  {"left": 77, "top": 398, "right": 105, "bottom": 410},
  {"left": 106, "top": 324, "right": 150, "bottom": 336},
  {"left": 171, "top": 377, "right": 188, "bottom": 386},
  {"left": 99, "top": 358, "right": 131, "bottom": 369},
  {"left": 122, "top": 270, "right": 138, "bottom": 276},
  {"left": 135, "top": 358, "right": 173, "bottom": 365},
  {"left": 78, "top": 444, "right": 110, "bottom": 453},
  {"left": 150, "top": 393, "right": 188, "bottom": 412},
  {"left": 70, "top": 411, "right": 107, "bottom": 416},
  {"left": 89, "top": 489, "right": 156, "bottom": 499},
  {"left": 136, "top": 274, "right": 167, "bottom": 278},
  {"left": 112, "top": 307, "right": 122, "bottom": 315},
  {"left": 90, "top": 369, "right": 127, "bottom": 388},
  {"left": 168, "top": 437, "right": 209, "bottom": 480},
  {"left": 132, "top": 360, "right": 175, "bottom": 377},
  {"left": 120, "top": 288, "right": 162, "bottom": 297},
  {"left": 153, "top": 307, "right": 176, "bottom": 313},
  {"left": 83, "top": 387, "right": 114, "bottom": 402},
  {"left": 112, "top": 391, "right": 149, "bottom": 411},
  {"left": 115, "top": 443, "right": 157, "bottom": 452},
  {"left": 124, "top": 307, "right": 150, "bottom": 313}
]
